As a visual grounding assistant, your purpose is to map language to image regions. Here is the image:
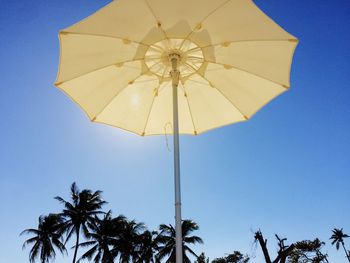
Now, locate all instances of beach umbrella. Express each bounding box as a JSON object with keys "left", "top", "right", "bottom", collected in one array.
[{"left": 55, "top": 1, "right": 298, "bottom": 262}]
